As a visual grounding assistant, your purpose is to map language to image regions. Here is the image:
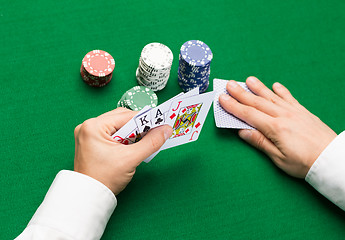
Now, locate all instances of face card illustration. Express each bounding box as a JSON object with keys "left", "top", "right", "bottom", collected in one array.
[
  {"left": 111, "top": 88, "right": 203, "bottom": 163},
  {"left": 142, "top": 87, "right": 201, "bottom": 163},
  {"left": 161, "top": 91, "right": 215, "bottom": 150},
  {"left": 170, "top": 103, "right": 202, "bottom": 138},
  {"left": 112, "top": 120, "right": 137, "bottom": 145},
  {"left": 150, "top": 87, "right": 200, "bottom": 129},
  {"left": 126, "top": 128, "right": 145, "bottom": 143}
]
